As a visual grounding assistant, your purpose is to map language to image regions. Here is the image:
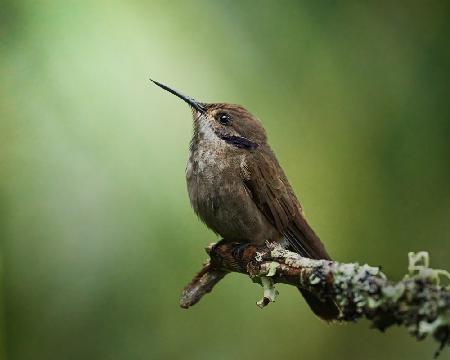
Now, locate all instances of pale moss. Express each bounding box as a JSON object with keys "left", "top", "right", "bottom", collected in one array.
[
  {"left": 405, "top": 251, "right": 450, "bottom": 288},
  {"left": 266, "top": 262, "right": 279, "bottom": 277},
  {"left": 382, "top": 283, "right": 405, "bottom": 302},
  {"left": 256, "top": 276, "right": 279, "bottom": 308},
  {"left": 254, "top": 245, "right": 449, "bottom": 354},
  {"left": 418, "top": 314, "right": 448, "bottom": 337}
]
